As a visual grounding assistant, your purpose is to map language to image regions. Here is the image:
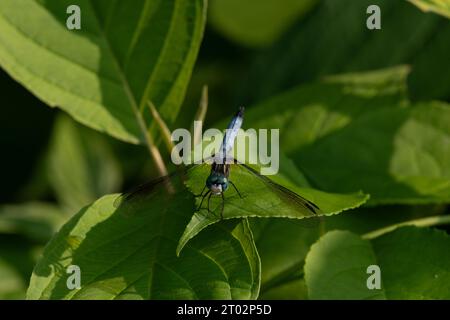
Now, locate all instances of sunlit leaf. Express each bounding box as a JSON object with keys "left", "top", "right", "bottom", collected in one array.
[
  {"left": 177, "top": 163, "right": 369, "bottom": 255},
  {"left": 408, "top": 0, "right": 450, "bottom": 19},
  {"left": 0, "top": 0, "right": 206, "bottom": 143}
]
